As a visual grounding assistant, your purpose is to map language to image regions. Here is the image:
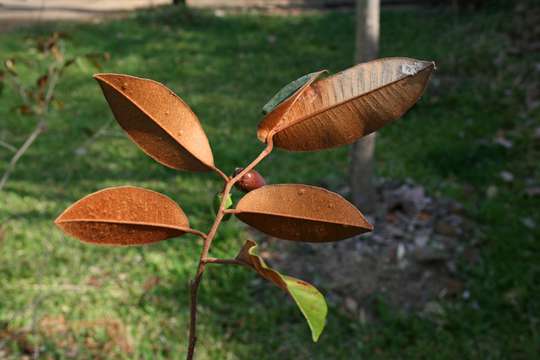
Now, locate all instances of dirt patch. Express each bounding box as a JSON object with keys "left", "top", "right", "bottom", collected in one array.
[{"left": 249, "top": 179, "right": 478, "bottom": 321}]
